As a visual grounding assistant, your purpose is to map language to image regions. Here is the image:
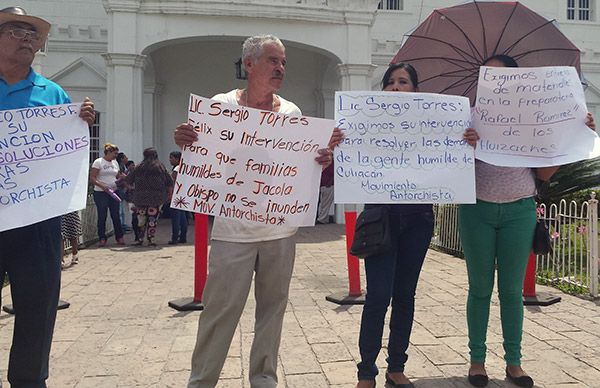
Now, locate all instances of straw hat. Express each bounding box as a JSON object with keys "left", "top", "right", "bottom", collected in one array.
[{"left": 0, "top": 7, "right": 50, "bottom": 43}]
